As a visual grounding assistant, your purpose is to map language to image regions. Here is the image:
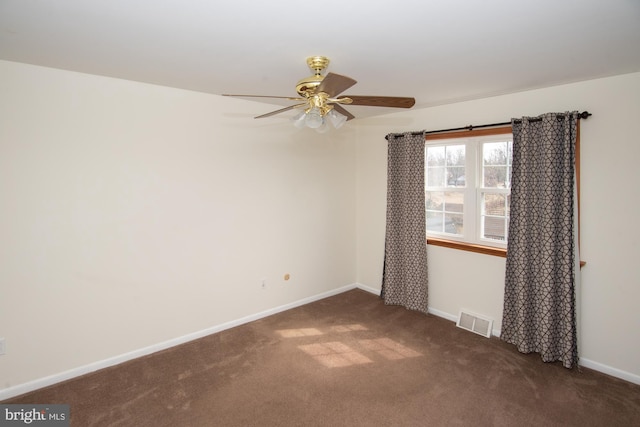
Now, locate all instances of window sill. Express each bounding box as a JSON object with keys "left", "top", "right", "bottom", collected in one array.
[
  {"left": 427, "top": 238, "right": 506, "bottom": 257},
  {"left": 426, "top": 237, "right": 587, "bottom": 267}
]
